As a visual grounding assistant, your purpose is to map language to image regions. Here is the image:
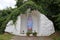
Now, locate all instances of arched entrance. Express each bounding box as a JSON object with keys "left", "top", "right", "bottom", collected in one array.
[{"left": 20, "top": 10, "right": 40, "bottom": 34}]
